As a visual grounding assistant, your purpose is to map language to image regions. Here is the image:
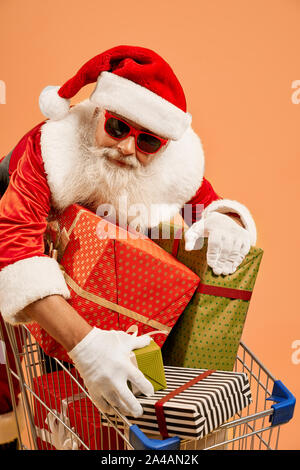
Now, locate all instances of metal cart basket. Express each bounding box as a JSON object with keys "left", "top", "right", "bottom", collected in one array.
[{"left": 1, "top": 321, "right": 295, "bottom": 451}]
